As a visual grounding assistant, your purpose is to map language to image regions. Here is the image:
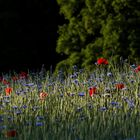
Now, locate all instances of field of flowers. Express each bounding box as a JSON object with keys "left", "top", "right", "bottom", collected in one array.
[{"left": 0, "top": 58, "right": 140, "bottom": 140}]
